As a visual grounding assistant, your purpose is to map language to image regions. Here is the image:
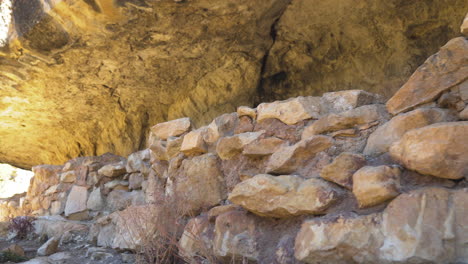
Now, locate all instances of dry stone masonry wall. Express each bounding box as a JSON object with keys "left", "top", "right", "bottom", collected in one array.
[{"left": 1, "top": 17, "right": 468, "bottom": 264}]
